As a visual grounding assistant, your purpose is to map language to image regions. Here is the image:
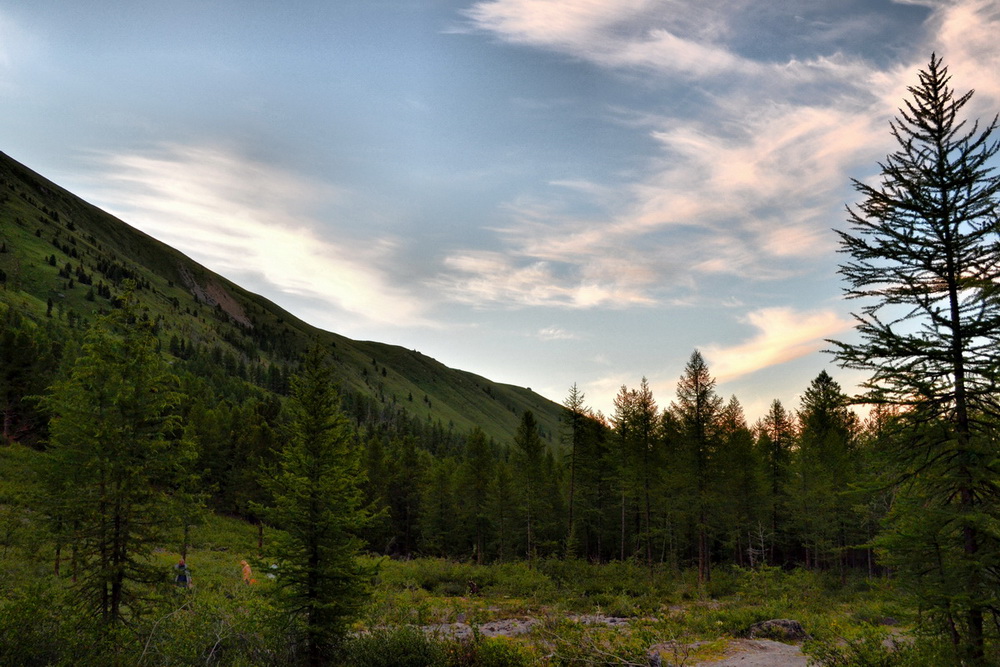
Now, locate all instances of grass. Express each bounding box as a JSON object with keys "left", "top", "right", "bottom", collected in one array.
[{"left": 0, "top": 443, "right": 922, "bottom": 665}]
